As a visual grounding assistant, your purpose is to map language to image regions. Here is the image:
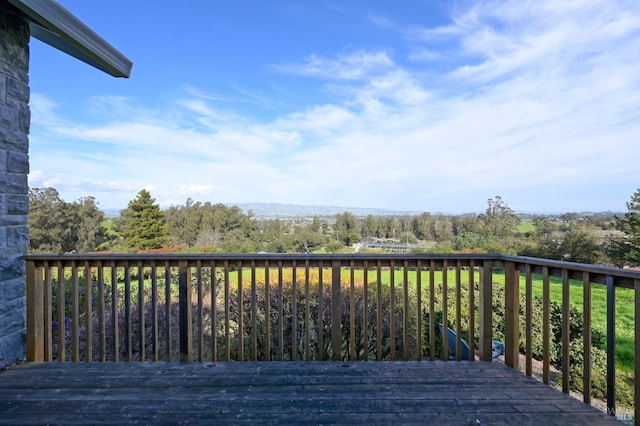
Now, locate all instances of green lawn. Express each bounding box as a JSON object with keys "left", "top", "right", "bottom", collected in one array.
[{"left": 516, "top": 220, "right": 535, "bottom": 233}]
